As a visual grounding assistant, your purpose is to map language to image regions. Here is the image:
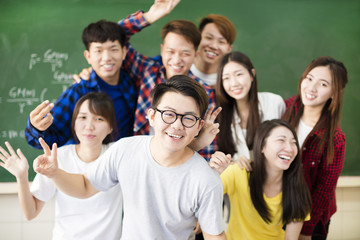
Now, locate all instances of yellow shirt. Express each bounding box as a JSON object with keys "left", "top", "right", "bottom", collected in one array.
[{"left": 221, "top": 164, "right": 285, "bottom": 240}]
